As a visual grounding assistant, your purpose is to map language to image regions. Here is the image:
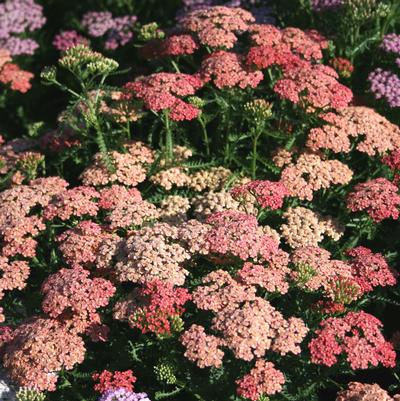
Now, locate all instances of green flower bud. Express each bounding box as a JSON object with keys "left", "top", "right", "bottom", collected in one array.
[
  {"left": 154, "top": 363, "right": 177, "bottom": 385},
  {"left": 40, "top": 66, "right": 57, "bottom": 83},
  {"left": 187, "top": 96, "right": 205, "bottom": 109},
  {"left": 16, "top": 388, "right": 46, "bottom": 401},
  {"left": 294, "top": 263, "right": 317, "bottom": 288},
  {"left": 244, "top": 99, "right": 273, "bottom": 123},
  {"left": 138, "top": 22, "right": 165, "bottom": 41}
]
